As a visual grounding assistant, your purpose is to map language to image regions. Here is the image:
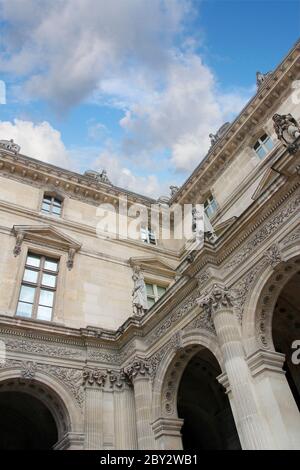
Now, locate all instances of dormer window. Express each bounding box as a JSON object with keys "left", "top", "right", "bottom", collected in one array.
[
  {"left": 253, "top": 133, "right": 274, "bottom": 159},
  {"left": 204, "top": 193, "right": 218, "bottom": 219},
  {"left": 141, "top": 226, "right": 156, "bottom": 245},
  {"left": 41, "top": 194, "right": 62, "bottom": 217}
]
